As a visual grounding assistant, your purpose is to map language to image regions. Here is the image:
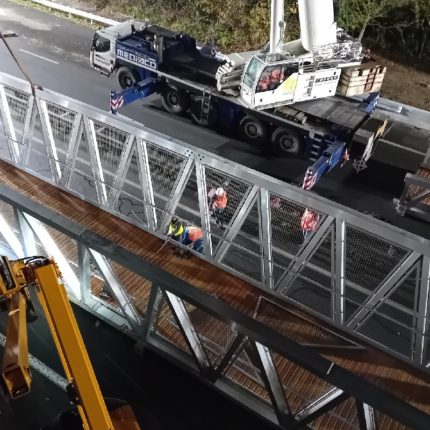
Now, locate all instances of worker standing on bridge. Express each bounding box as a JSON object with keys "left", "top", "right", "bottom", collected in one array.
[
  {"left": 209, "top": 187, "right": 228, "bottom": 228},
  {"left": 300, "top": 208, "right": 320, "bottom": 242}
]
